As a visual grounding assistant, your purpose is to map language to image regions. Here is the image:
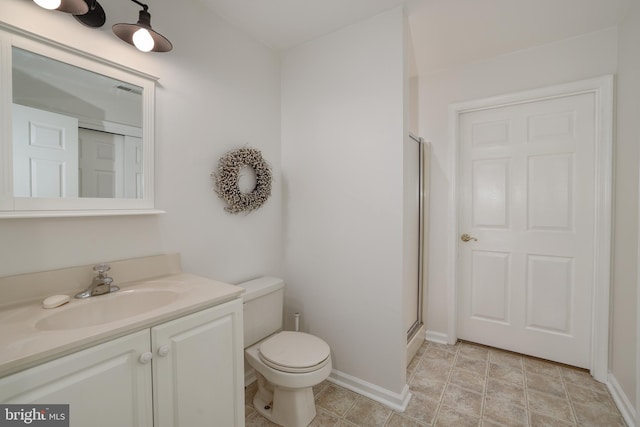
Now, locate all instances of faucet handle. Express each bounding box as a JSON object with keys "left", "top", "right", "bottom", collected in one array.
[{"left": 93, "top": 263, "right": 111, "bottom": 275}]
